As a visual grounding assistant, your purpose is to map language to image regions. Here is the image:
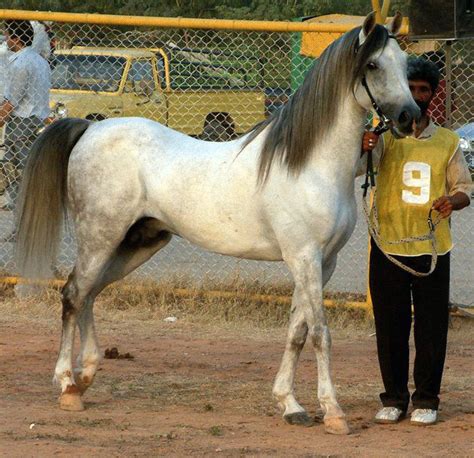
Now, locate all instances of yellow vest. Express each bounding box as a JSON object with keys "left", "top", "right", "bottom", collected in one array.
[{"left": 375, "top": 127, "right": 459, "bottom": 256}]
